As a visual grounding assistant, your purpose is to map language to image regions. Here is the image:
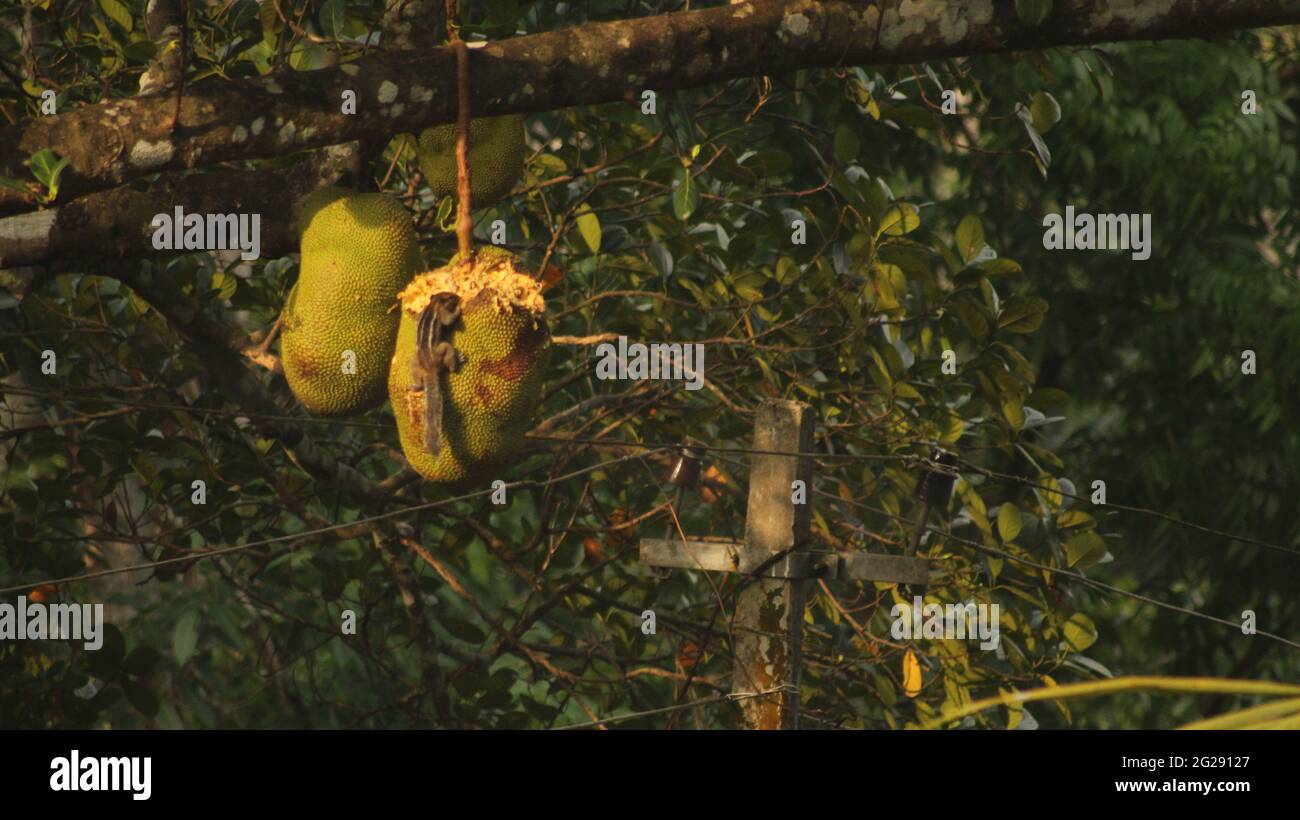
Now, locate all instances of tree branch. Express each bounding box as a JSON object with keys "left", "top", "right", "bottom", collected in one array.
[
  {"left": 2, "top": 0, "right": 1296, "bottom": 216},
  {"left": 0, "top": 143, "right": 357, "bottom": 267},
  {"left": 87, "top": 257, "right": 395, "bottom": 509}
]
